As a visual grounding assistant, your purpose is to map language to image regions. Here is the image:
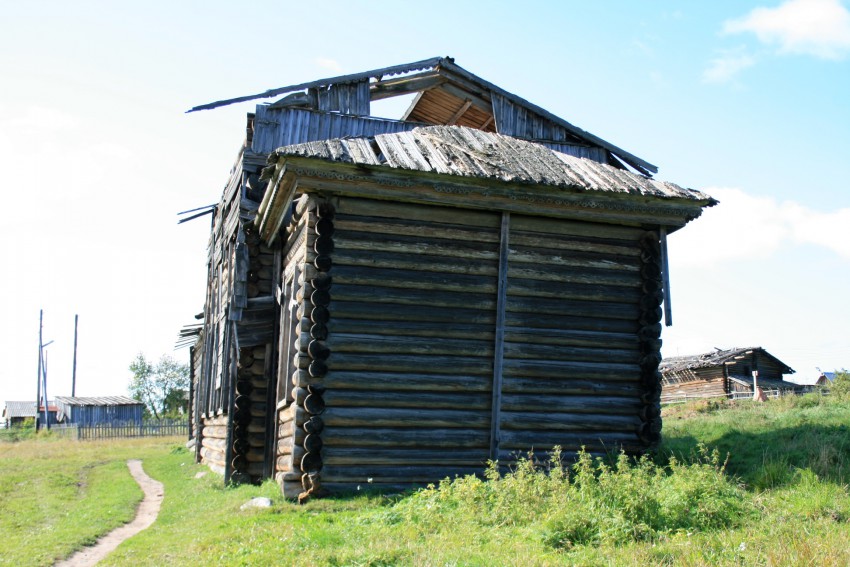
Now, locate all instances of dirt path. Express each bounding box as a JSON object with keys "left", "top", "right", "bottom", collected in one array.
[{"left": 55, "top": 459, "right": 164, "bottom": 567}]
